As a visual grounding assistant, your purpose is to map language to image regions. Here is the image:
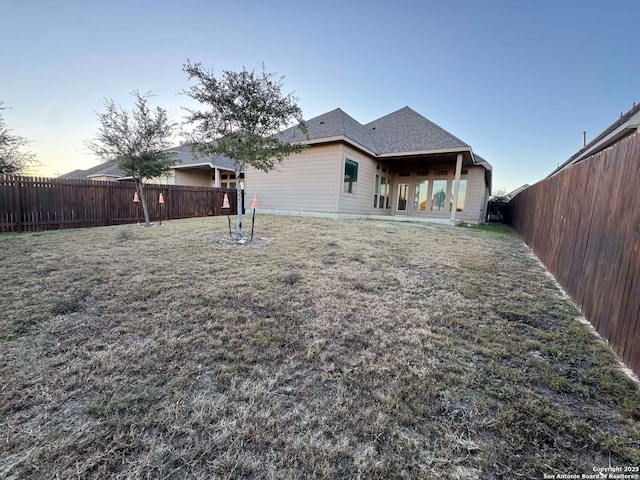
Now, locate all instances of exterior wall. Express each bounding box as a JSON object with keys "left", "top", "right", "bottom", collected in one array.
[
  {"left": 174, "top": 169, "right": 214, "bottom": 187},
  {"left": 337, "top": 145, "right": 390, "bottom": 215},
  {"left": 144, "top": 170, "right": 176, "bottom": 185},
  {"left": 459, "top": 166, "right": 487, "bottom": 223},
  {"left": 88, "top": 175, "right": 120, "bottom": 182},
  {"left": 246, "top": 142, "right": 489, "bottom": 222},
  {"left": 245, "top": 144, "right": 341, "bottom": 213}
]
